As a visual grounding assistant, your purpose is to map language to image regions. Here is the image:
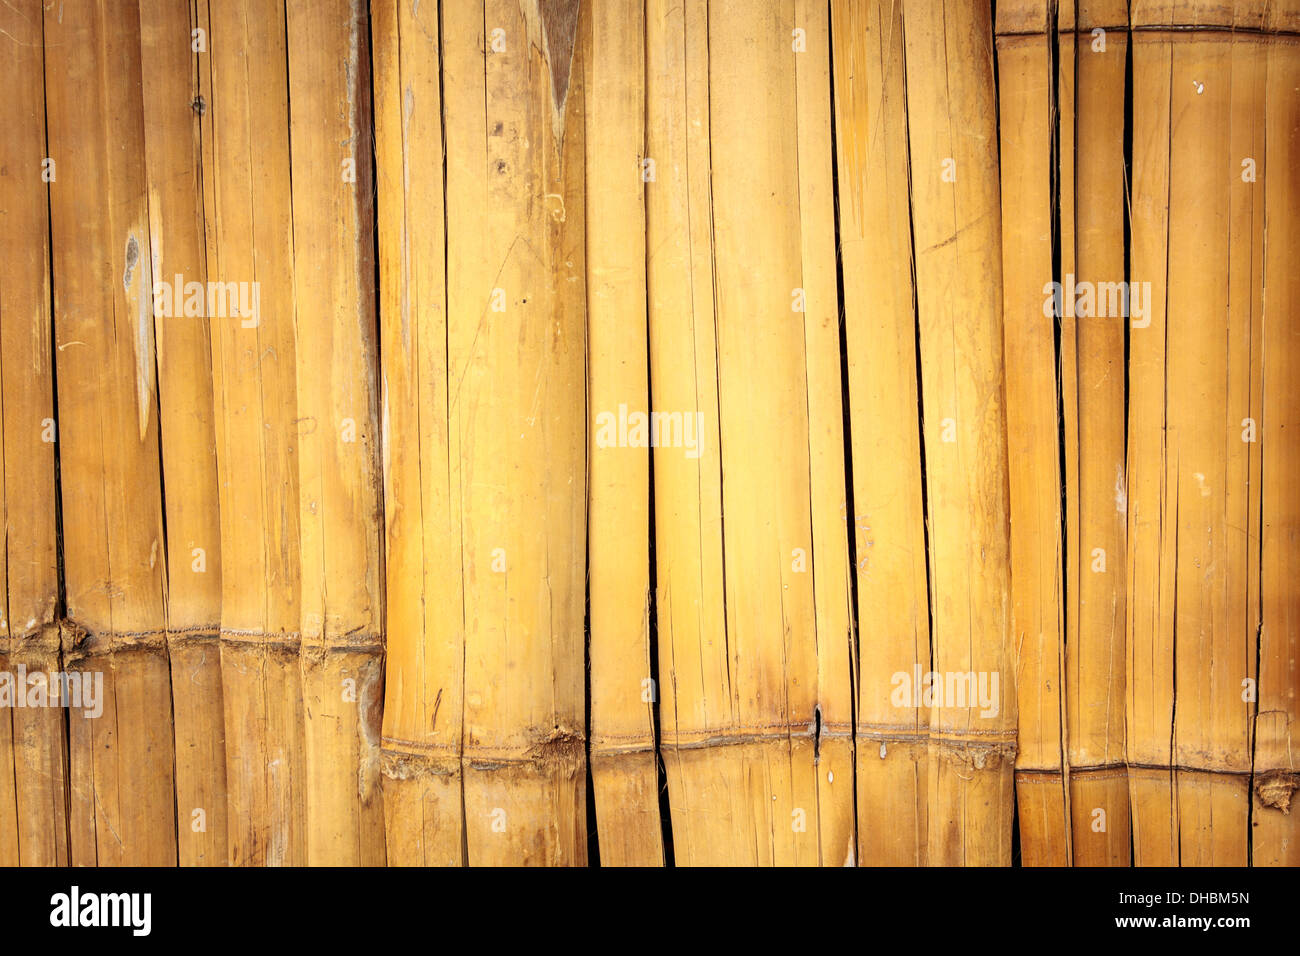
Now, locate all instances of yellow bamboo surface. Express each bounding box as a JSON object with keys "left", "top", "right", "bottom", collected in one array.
[
  {"left": 0, "top": 0, "right": 1294, "bottom": 867},
  {"left": 0, "top": 0, "right": 64, "bottom": 868}
]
